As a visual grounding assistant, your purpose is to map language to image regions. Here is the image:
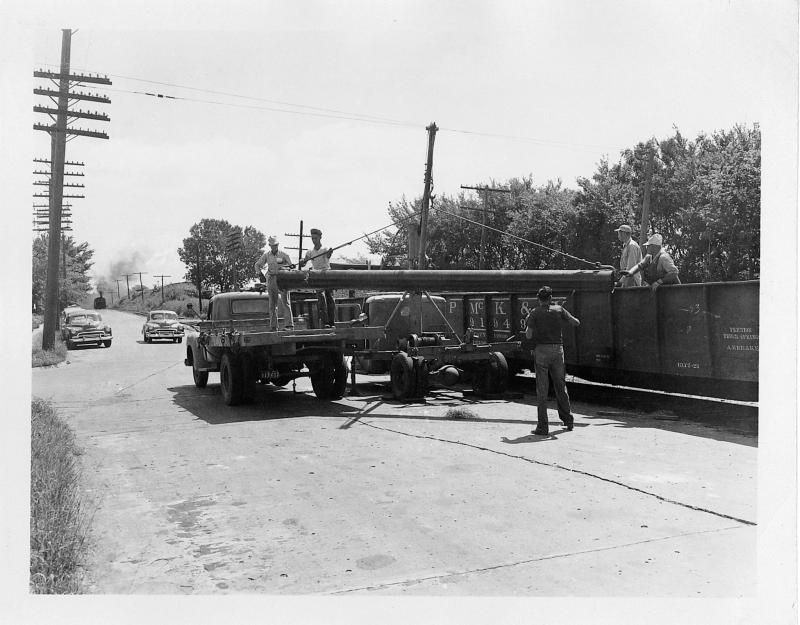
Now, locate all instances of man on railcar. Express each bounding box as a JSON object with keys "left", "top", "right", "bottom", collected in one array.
[
  {"left": 298, "top": 227, "right": 336, "bottom": 328},
  {"left": 255, "top": 235, "right": 295, "bottom": 331},
  {"left": 525, "top": 286, "right": 581, "bottom": 436},
  {"left": 614, "top": 224, "right": 642, "bottom": 287},
  {"left": 620, "top": 233, "right": 680, "bottom": 292}
]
